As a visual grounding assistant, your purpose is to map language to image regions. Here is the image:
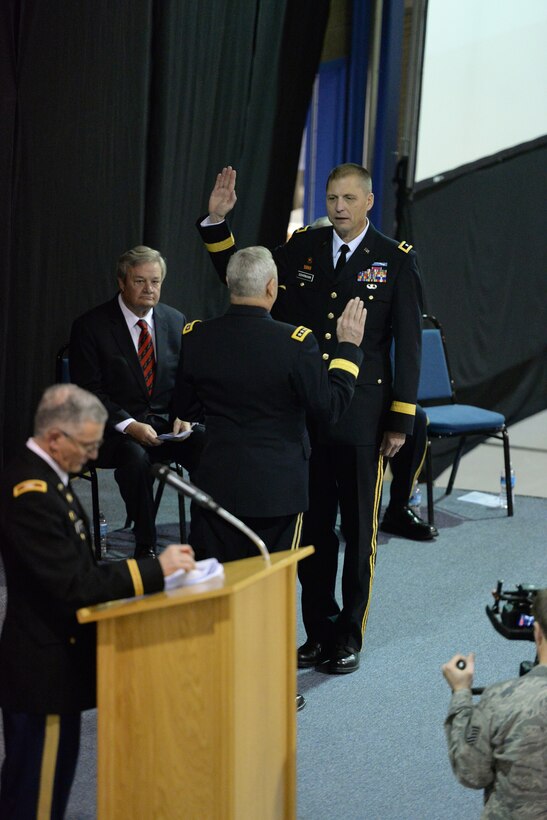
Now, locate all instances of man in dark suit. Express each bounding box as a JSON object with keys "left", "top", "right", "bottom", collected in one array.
[
  {"left": 70, "top": 245, "right": 202, "bottom": 558},
  {"left": 175, "top": 245, "right": 365, "bottom": 562},
  {"left": 0, "top": 384, "right": 195, "bottom": 818},
  {"left": 196, "top": 164, "right": 423, "bottom": 674}
]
